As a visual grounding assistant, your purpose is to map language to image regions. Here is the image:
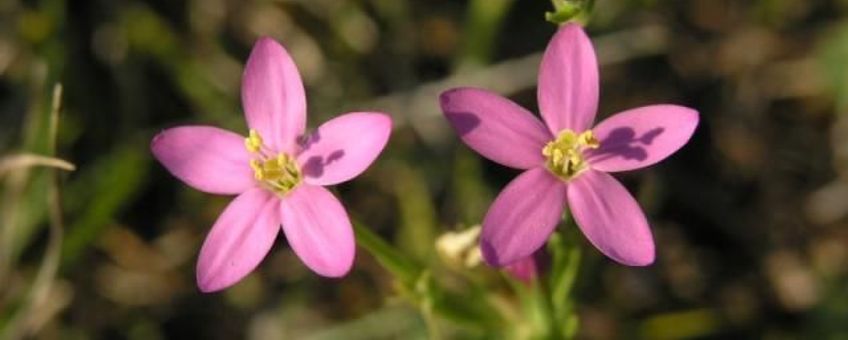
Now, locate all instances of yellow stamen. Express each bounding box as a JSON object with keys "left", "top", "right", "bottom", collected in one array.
[
  {"left": 577, "top": 130, "right": 599, "bottom": 148},
  {"left": 244, "top": 130, "right": 302, "bottom": 195},
  {"left": 542, "top": 129, "right": 599, "bottom": 181},
  {"left": 249, "top": 159, "right": 264, "bottom": 180},
  {"left": 245, "top": 129, "right": 264, "bottom": 153}
]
